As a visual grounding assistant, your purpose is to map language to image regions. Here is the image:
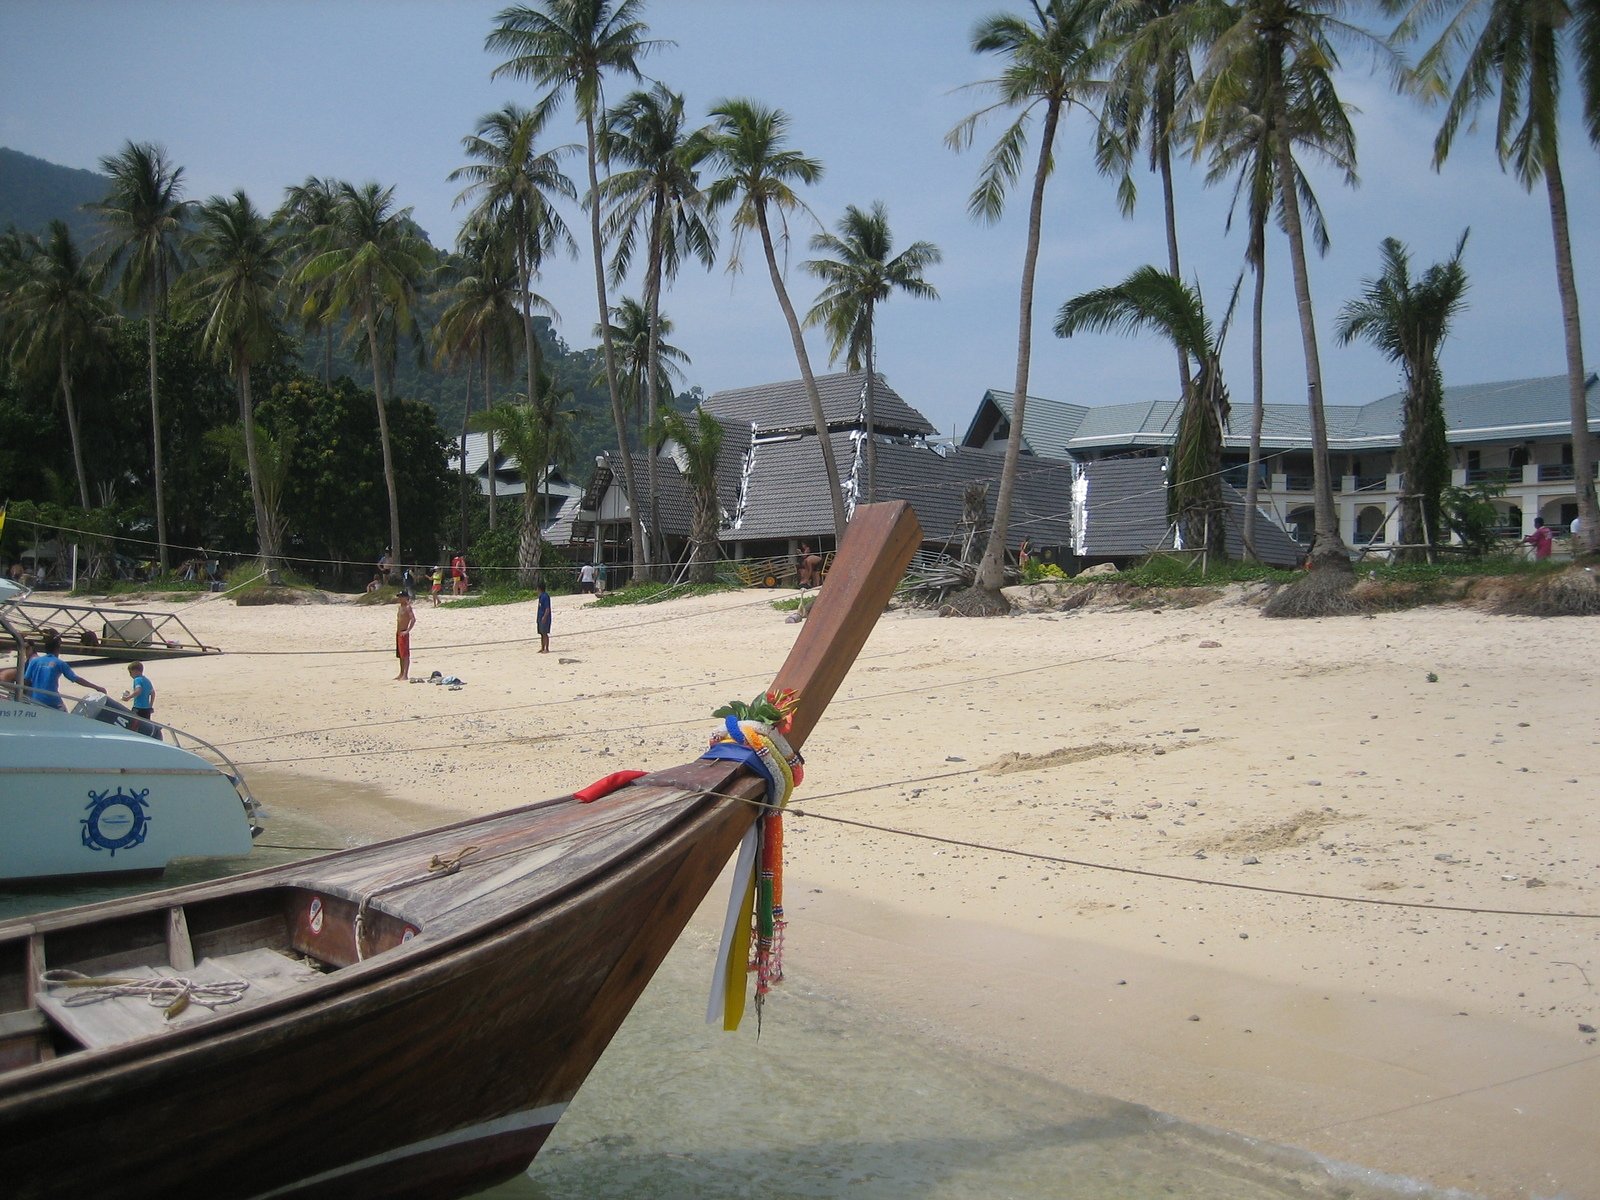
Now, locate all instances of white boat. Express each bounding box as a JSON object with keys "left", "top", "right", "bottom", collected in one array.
[{"left": 0, "top": 696, "right": 263, "bottom": 883}]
